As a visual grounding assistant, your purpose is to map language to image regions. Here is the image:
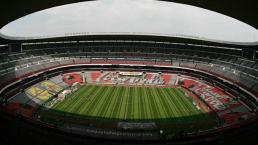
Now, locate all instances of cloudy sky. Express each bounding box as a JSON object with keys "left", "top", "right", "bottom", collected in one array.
[{"left": 1, "top": 0, "right": 258, "bottom": 42}]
